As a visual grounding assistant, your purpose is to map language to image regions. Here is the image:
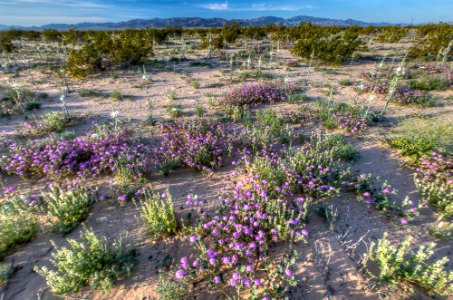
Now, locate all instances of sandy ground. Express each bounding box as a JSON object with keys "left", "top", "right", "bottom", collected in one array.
[{"left": 0, "top": 39, "right": 452, "bottom": 300}]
